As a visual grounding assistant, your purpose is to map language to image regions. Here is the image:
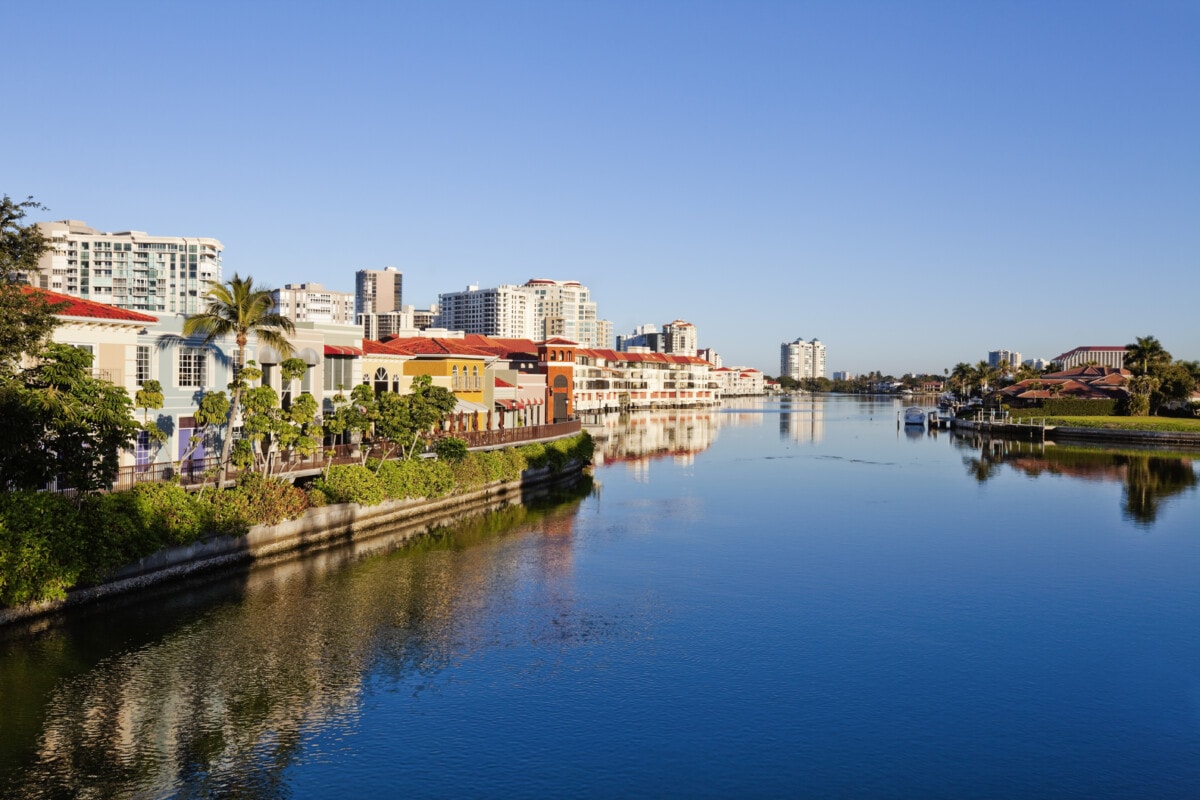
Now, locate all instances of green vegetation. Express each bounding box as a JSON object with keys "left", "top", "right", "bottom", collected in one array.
[
  {"left": 183, "top": 274, "right": 297, "bottom": 488},
  {"left": 1, "top": 432, "right": 594, "bottom": 609},
  {"left": 1036, "top": 419, "right": 1200, "bottom": 431}
]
